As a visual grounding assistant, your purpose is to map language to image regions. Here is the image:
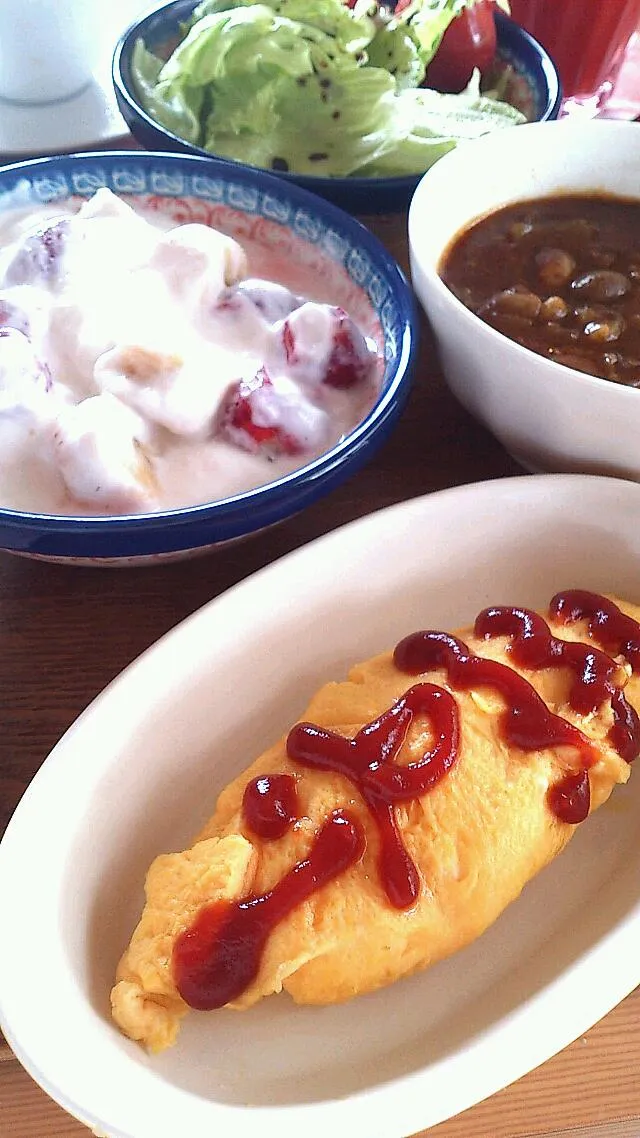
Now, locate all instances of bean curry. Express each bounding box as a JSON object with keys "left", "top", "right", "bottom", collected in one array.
[{"left": 439, "top": 194, "right": 640, "bottom": 387}]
